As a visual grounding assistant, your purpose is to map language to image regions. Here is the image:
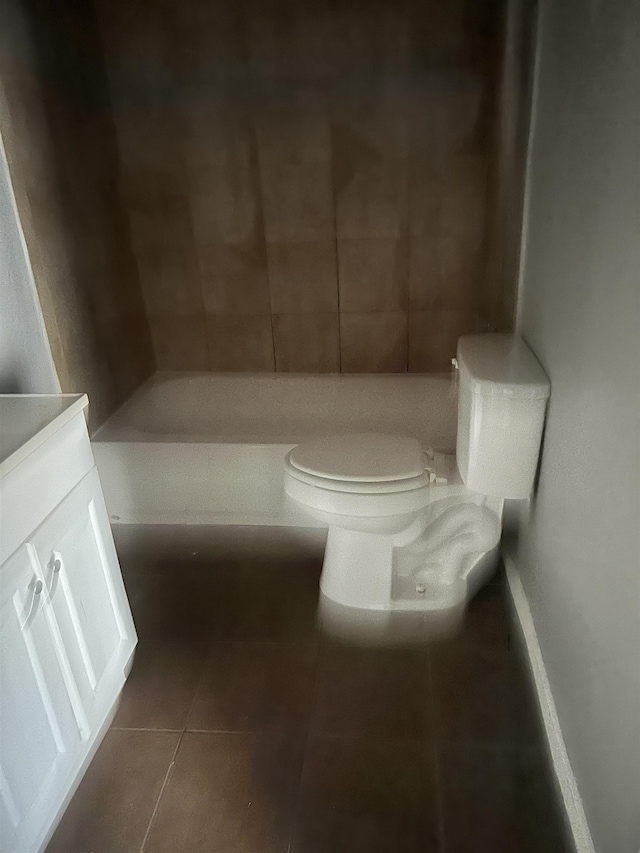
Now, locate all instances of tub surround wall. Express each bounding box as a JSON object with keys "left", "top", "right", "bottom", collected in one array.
[
  {"left": 0, "top": 0, "right": 155, "bottom": 430},
  {"left": 95, "top": 0, "right": 511, "bottom": 374}
]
